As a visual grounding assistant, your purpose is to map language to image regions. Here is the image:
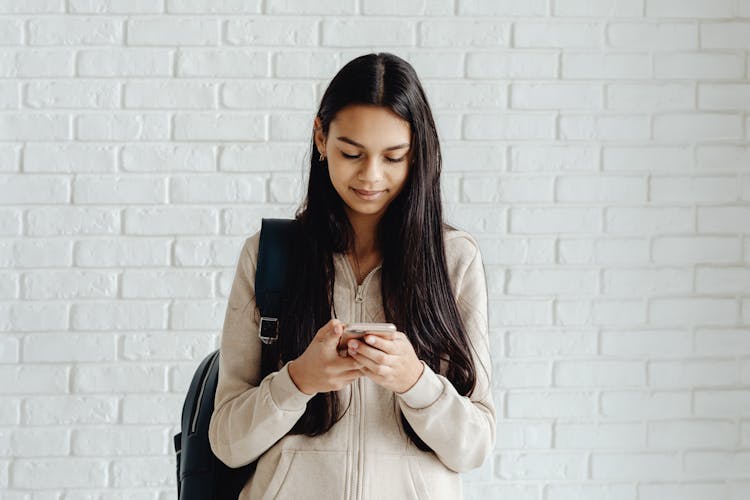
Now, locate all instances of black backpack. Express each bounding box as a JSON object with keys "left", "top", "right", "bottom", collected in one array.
[{"left": 173, "top": 218, "right": 296, "bottom": 499}]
